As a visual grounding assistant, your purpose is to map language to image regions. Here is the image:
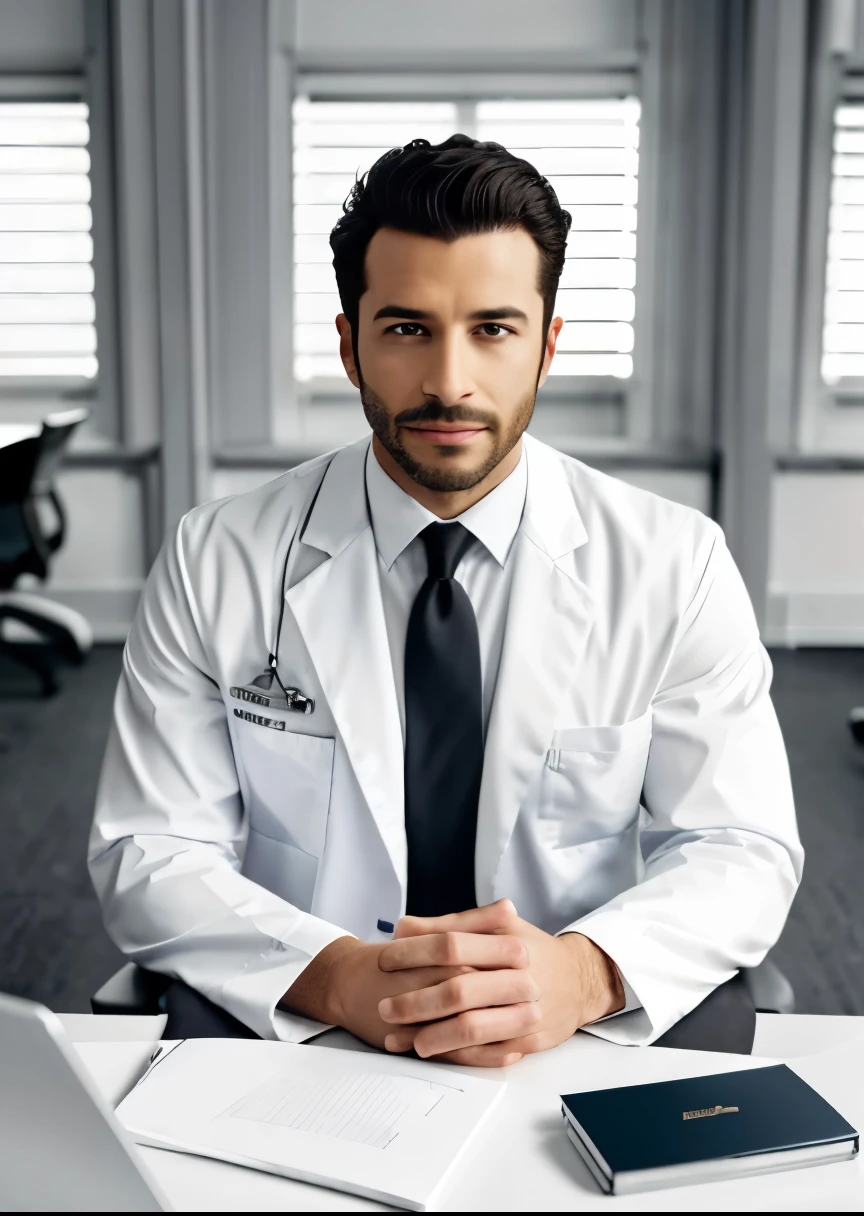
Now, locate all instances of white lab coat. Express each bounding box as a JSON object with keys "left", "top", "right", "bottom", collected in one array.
[{"left": 89, "top": 434, "right": 802, "bottom": 1045}]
